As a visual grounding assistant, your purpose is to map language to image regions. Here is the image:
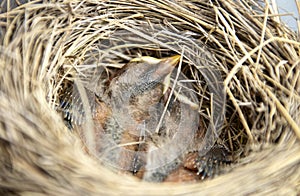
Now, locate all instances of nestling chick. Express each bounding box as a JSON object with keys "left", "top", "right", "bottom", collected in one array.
[
  {"left": 108, "top": 55, "right": 181, "bottom": 129},
  {"left": 59, "top": 55, "right": 231, "bottom": 182},
  {"left": 103, "top": 55, "right": 186, "bottom": 174}
]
